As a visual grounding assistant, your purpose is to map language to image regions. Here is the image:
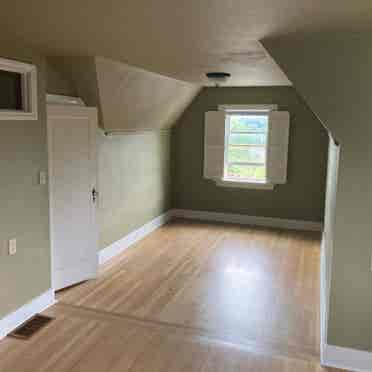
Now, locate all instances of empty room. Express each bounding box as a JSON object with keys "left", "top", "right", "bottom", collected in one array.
[{"left": 1, "top": 2, "right": 372, "bottom": 372}]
